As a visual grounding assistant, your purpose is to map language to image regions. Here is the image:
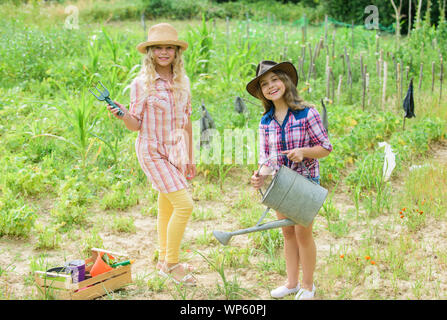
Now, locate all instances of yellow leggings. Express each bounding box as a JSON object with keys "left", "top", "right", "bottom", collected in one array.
[{"left": 157, "top": 188, "right": 194, "bottom": 264}]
